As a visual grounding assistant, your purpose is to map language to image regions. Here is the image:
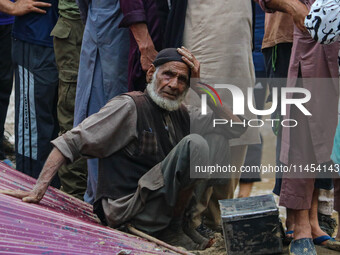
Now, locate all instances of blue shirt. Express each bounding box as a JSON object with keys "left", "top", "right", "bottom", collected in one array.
[
  {"left": 12, "top": 0, "right": 58, "bottom": 47},
  {"left": 0, "top": 0, "right": 14, "bottom": 25}
]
